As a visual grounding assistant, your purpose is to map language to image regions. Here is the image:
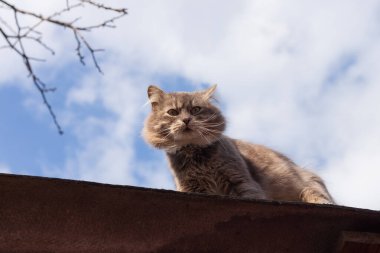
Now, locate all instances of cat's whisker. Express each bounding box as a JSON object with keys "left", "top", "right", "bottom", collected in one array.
[
  {"left": 192, "top": 120, "right": 225, "bottom": 129},
  {"left": 203, "top": 121, "right": 224, "bottom": 126},
  {"left": 199, "top": 126, "right": 222, "bottom": 146},
  {"left": 171, "top": 124, "right": 184, "bottom": 134},
  {"left": 197, "top": 126, "right": 217, "bottom": 134},
  {"left": 196, "top": 125, "right": 222, "bottom": 135},
  {"left": 161, "top": 131, "right": 172, "bottom": 140},
  {"left": 198, "top": 128, "right": 226, "bottom": 150},
  {"left": 215, "top": 136, "right": 229, "bottom": 152},
  {"left": 156, "top": 128, "right": 171, "bottom": 137},
  {"left": 196, "top": 128, "right": 212, "bottom": 145},
  {"left": 196, "top": 113, "right": 218, "bottom": 123},
  {"left": 157, "top": 128, "right": 170, "bottom": 133},
  {"left": 155, "top": 127, "right": 172, "bottom": 136},
  {"left": 193, "top": 113, "right": 217, "bottom": 122},
  {"left": 193, "top": 123, "right": 224, "bottom": 128},
  {"left": 192, "top": 121, "right": 217, "bottom": 127},
  {"left": 159, "top": 132, "right": 171, "bottom": 139},
  {"left": 202, "top": 124, "right": 225, "bottom": 130}
]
